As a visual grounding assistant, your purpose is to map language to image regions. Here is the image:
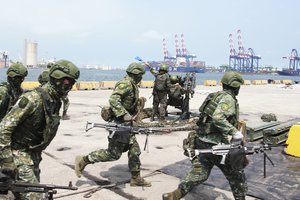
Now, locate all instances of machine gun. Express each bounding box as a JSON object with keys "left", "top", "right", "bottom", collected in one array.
[
  {"left": 85, "top": 121, "right": 171, "bottom": 151},
  {"left": 0, "top": 172, "right": 77, "bottom": 200},
  {"left": 180, "top": 72, "right": 196, "bottom": 120},
  {"left": 186, "top": 143, "right": 286, "bottom": 177}
]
